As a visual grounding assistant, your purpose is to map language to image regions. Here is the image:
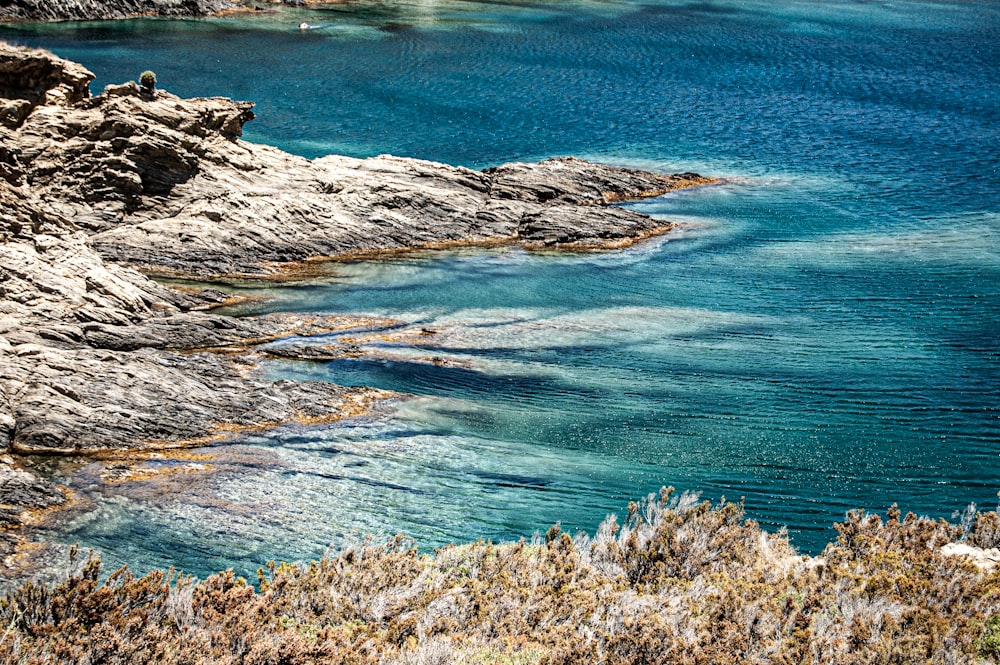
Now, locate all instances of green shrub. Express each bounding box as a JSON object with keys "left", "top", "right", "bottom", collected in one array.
[
  {"left": 139, "top": 70, "right": 156, "bottom": 90},
  {"left": 980, "top": 614, "right": 1000, "bottom": 659}
]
